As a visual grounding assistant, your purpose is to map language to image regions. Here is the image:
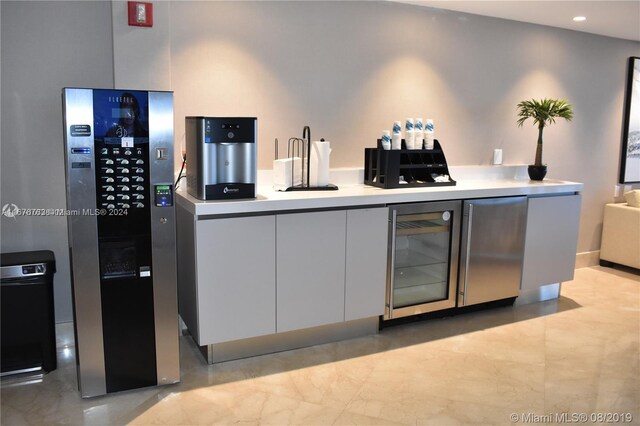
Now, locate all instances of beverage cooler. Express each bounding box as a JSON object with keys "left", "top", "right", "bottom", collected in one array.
[
  {"left": 62, "top": 88, "right": 179, "bottom": 398},
  {"left": 385, "top": 201, "right": 461, "bottom": 320}
]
